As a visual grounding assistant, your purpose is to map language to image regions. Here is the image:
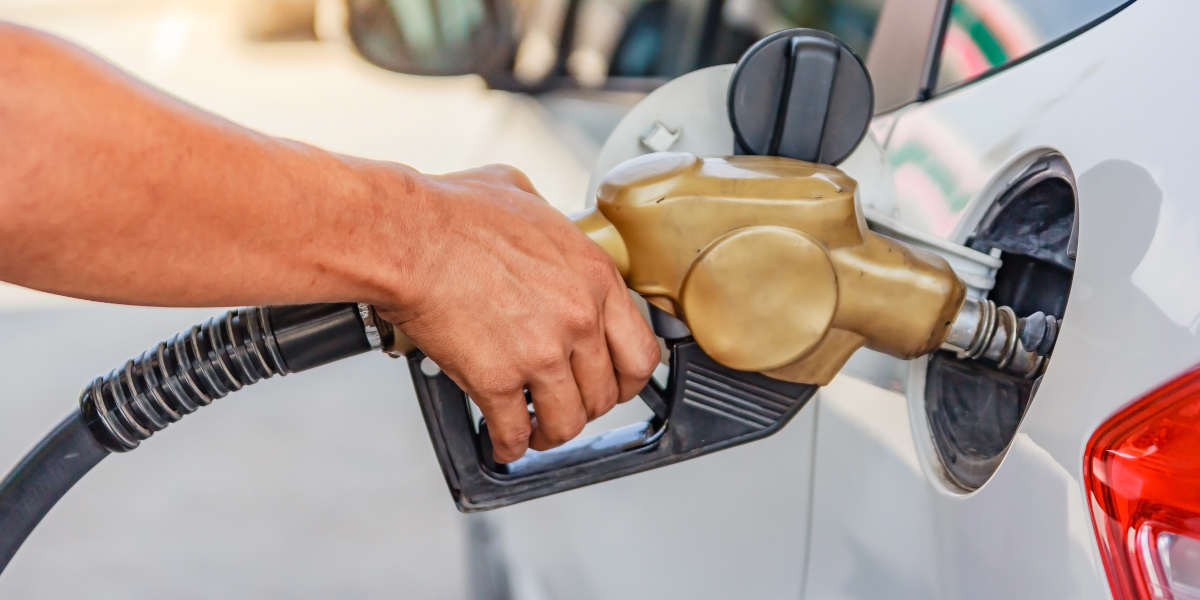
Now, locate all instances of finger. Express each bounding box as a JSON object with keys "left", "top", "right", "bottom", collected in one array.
[
  {"left": 473, "top": 390, "right": 533, "bottom": 463},
  {"left": 527, "top": 367, "right": 588, "bottom": 451},
  {"left": 604, "top": 286, "right": 662, "bottom": 402},
  {"left": 570, "top": 332, "right": 620, "bottom": 420}
]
